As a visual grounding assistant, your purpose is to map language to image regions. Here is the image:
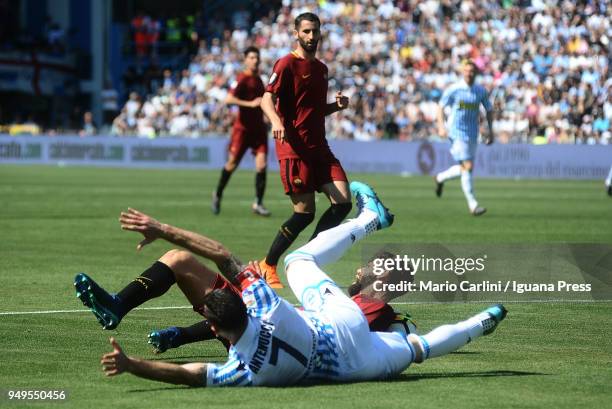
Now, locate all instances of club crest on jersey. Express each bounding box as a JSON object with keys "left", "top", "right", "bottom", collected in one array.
[
  {"left": 268, "top": 73, "right": 278, "bottom": 85},
  {"left": 242, "top": 290, "right": 256, "bottom": 309}
]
